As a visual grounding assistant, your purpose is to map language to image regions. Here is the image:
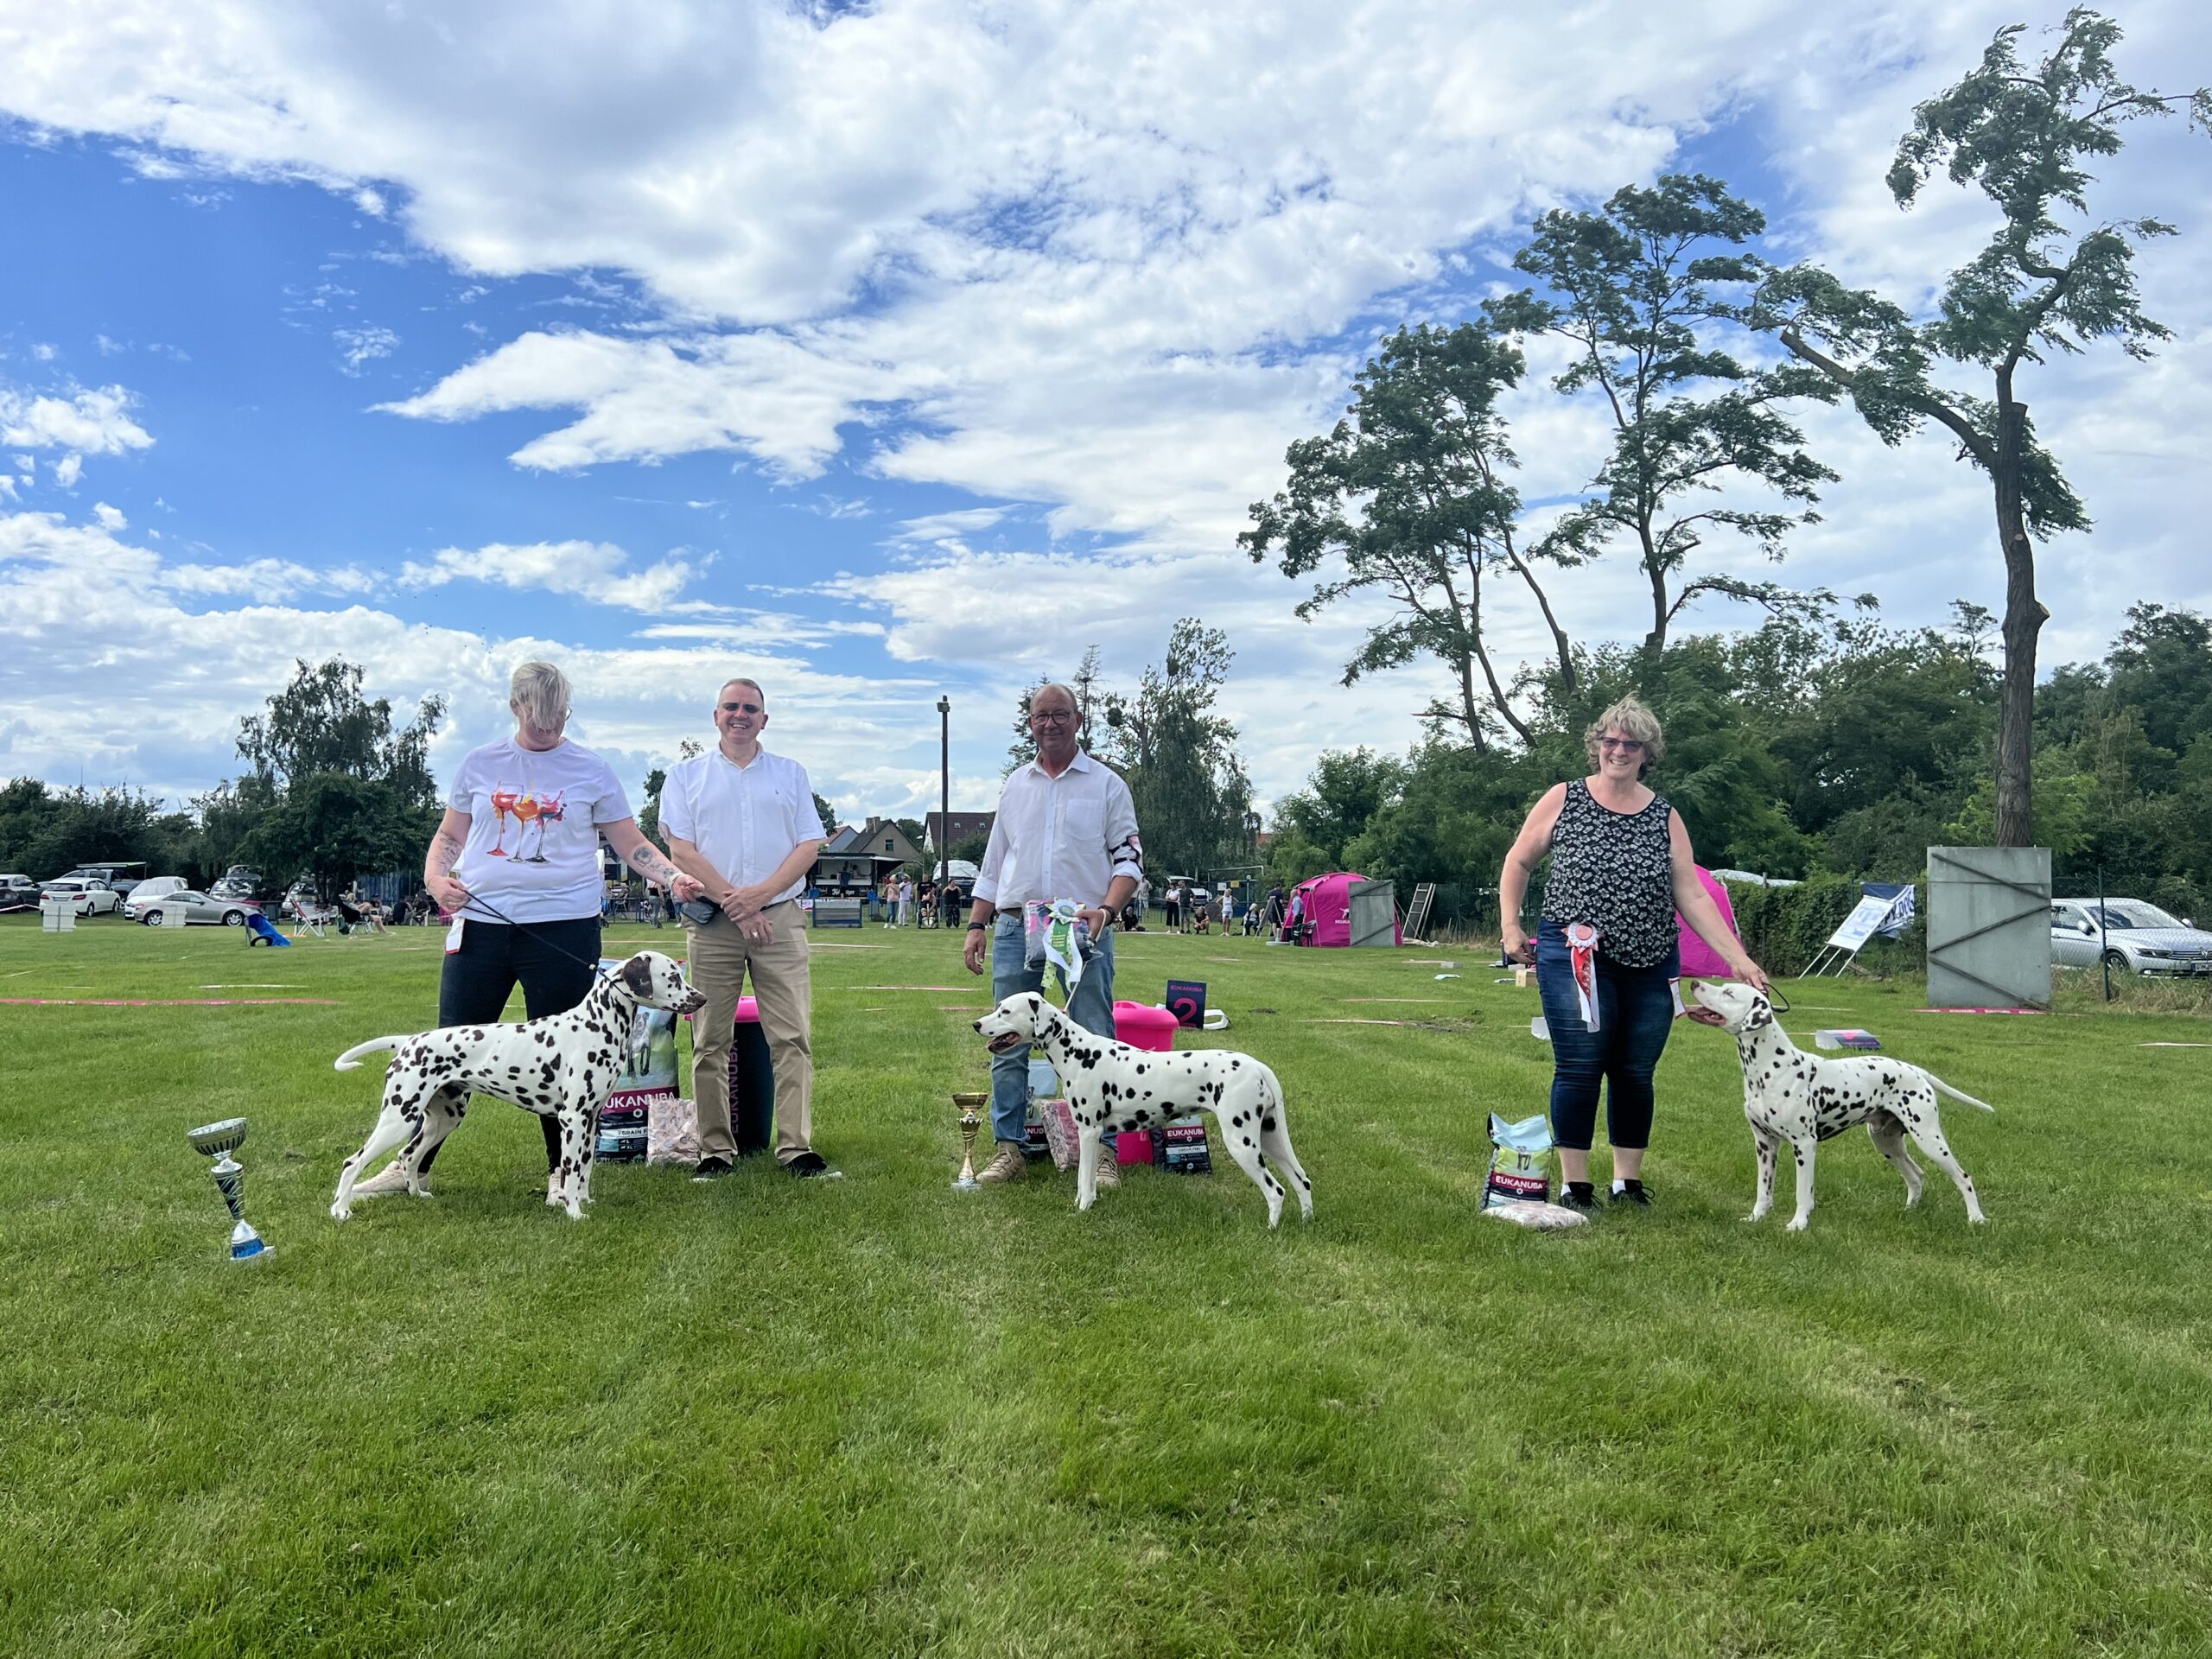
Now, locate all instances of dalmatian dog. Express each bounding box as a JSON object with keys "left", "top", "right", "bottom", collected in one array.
[
  {"left": 974, "top": 992, "right": 1313, "bottom": 1229},
  {"left": 329, "top": 951, "right": 705, "bottom": 1223},
  {"left": 1692, "top": 981, "right": 1992, "bottom": 1233}
]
